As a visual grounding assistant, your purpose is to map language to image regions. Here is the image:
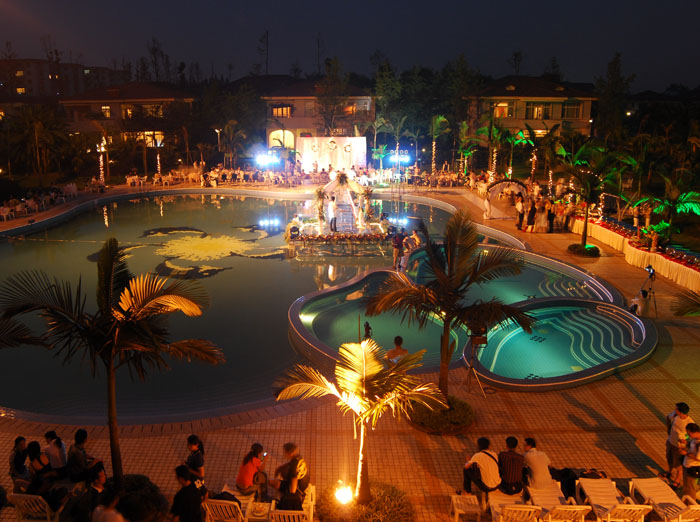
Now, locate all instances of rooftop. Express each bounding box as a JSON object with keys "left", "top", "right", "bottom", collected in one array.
[
  {"left": 60, "top": 82, "right": 195, "bottom": 103},
  {"left": 474, "top": 75, "right": 597, "bottom": 99}
]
